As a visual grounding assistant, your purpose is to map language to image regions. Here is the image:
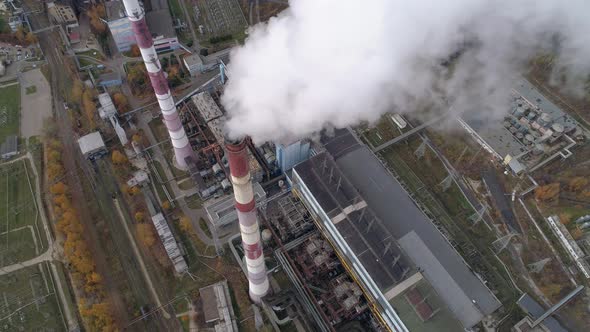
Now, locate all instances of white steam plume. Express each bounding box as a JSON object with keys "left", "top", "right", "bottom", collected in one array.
[{"left": 221, "top": 0, "right": 590, "bottom": 144}]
